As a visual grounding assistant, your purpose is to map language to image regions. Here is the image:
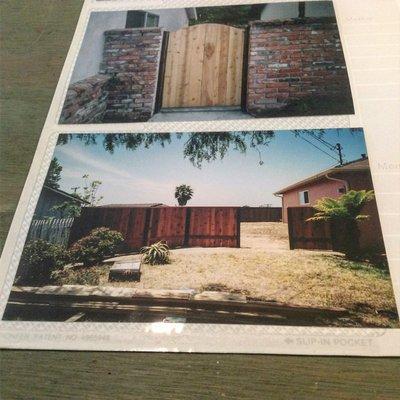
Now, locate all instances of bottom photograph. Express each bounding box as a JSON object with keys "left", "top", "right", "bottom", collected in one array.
[{"left": 3, "top": 129, "right": 398, "bottom": 328}]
